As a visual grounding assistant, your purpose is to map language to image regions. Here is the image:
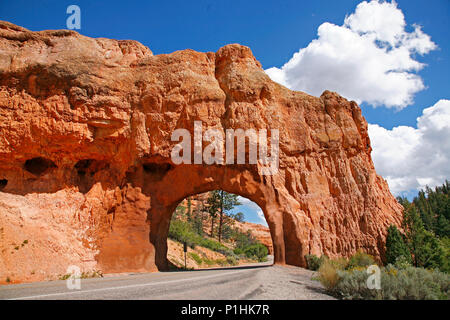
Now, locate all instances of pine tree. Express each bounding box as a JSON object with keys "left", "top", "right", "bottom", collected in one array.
[
  {"left": 402, "top": 203, "right": 445, "bottom": 269},
  {"left": 207, "top": 190, "right": 241, "bottom": 242},
  {"left": 217, "top": 191, "right": 241, "bottom": 243},
  {"left": 187, "top": 197, "right": 192, "bottom": 221},
  {"left": 436, "top": 214, "right": 450, "bottom": 237},
  {"left": 408, "top": 181, "right": 450, "bottom": 237},
  {"left": 385, "top": 225, "right": 411, "bottom": 265},
  {"left": 414, "top": 229, "right": 445, "bottom": 270},
  {"left": 207, "top": 191, "right": 221, "bottom": 238}
]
